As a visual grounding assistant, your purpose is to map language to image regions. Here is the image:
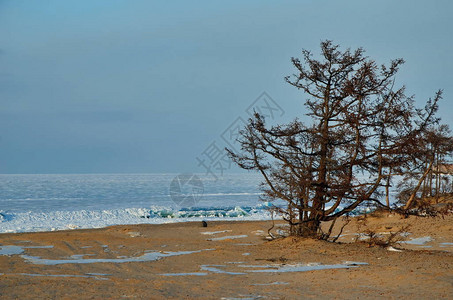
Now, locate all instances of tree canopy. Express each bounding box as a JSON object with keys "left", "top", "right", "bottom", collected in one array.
[{"left": 227, "top": 40, "right": 452, "bottom": 239}]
